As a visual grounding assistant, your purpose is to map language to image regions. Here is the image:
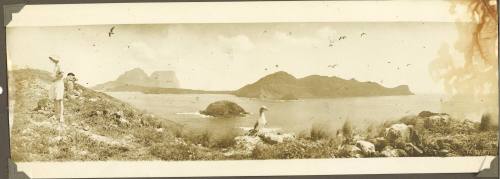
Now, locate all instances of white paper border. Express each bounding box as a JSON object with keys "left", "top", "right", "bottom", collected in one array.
[
  {"left": 6, "top": 0, "right": 465, "bottom": 27},
  {"left": 16, "top": 157, "right": 496, "bottom": 178}
]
